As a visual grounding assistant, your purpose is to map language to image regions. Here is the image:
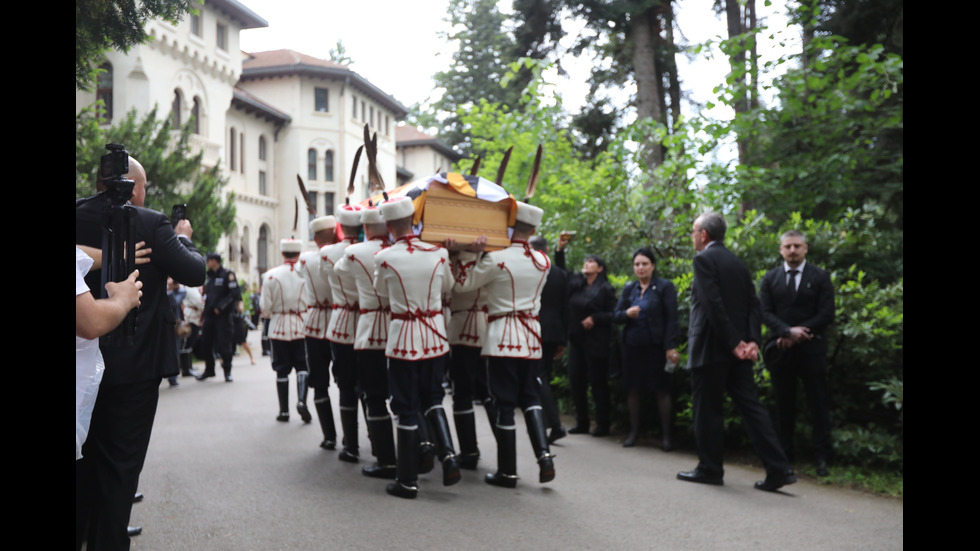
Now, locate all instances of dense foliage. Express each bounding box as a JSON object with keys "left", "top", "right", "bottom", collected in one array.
[{"left": 440, "top": 0, "right": 902, "bottom": 473}]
